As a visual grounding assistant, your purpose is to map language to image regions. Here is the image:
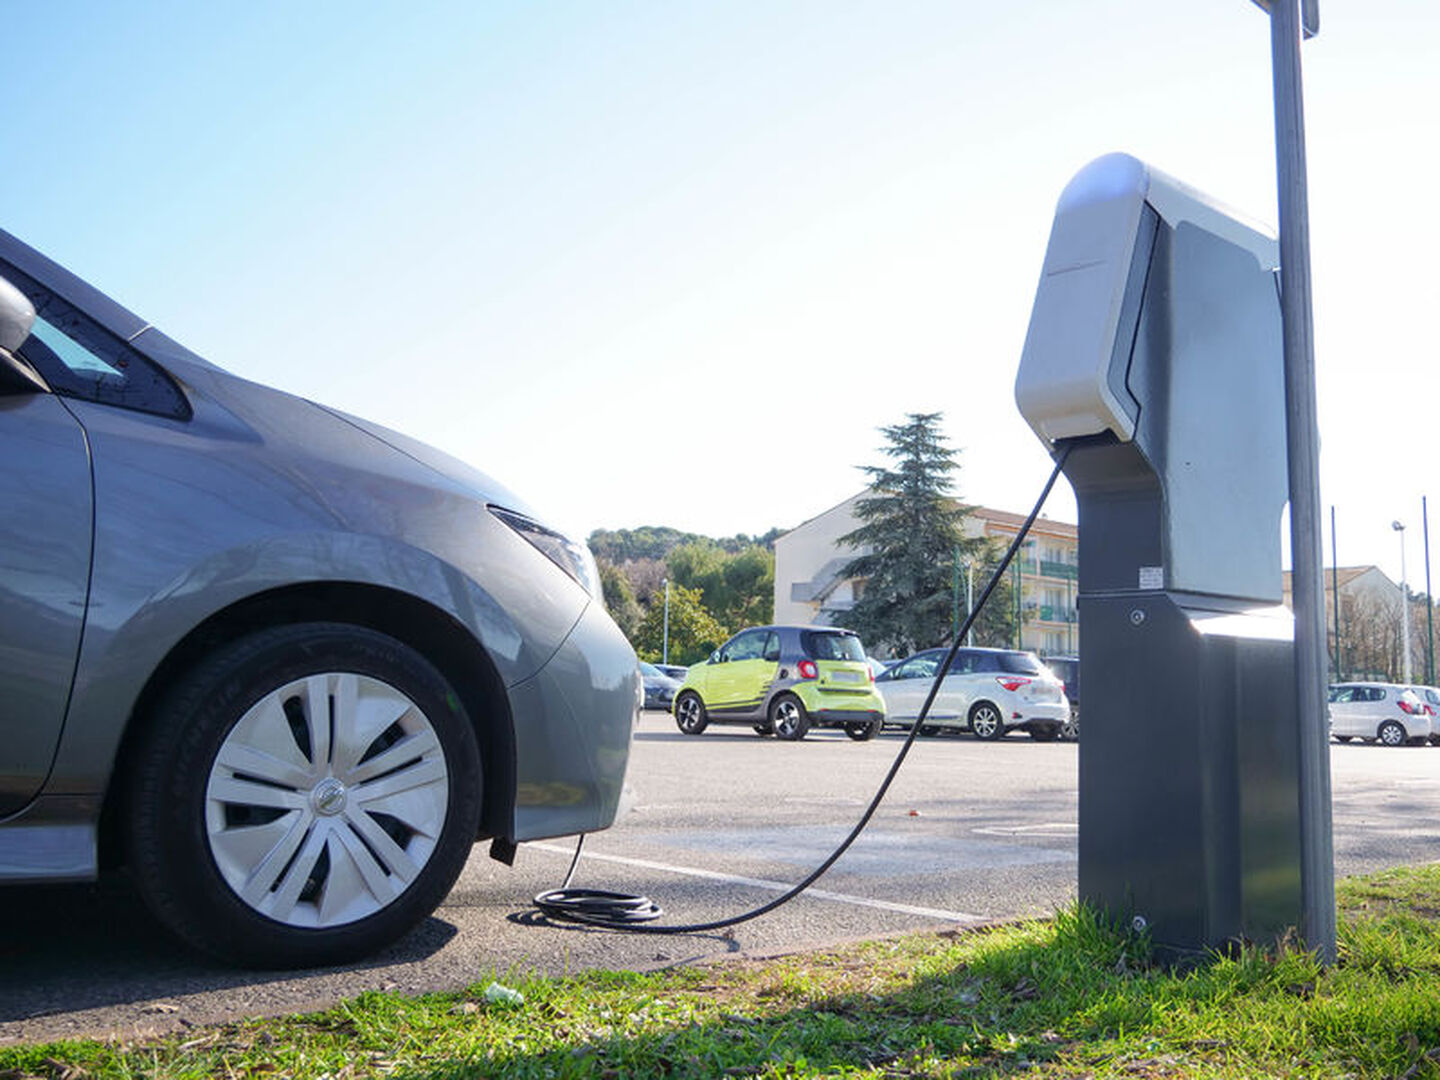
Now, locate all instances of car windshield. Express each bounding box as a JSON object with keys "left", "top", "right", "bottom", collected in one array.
[
  {"left": 639, "top": 662, "right": 661, "bottom": 677},
  {"left": 802, "top": 631, "right": 865, "bottom": 661}
]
